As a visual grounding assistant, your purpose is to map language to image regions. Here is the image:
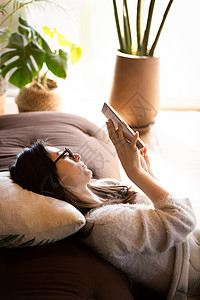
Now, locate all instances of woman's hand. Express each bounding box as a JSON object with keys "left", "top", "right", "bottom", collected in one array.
[
  {"left": 140, "top": 145, "right": 155, "bottom": 178},
  {"left": 106, "top": 119, "right": 170, "bottom": 204},
  {"left": 106, "top": 119, "right": 149, "bottom": 179}
]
